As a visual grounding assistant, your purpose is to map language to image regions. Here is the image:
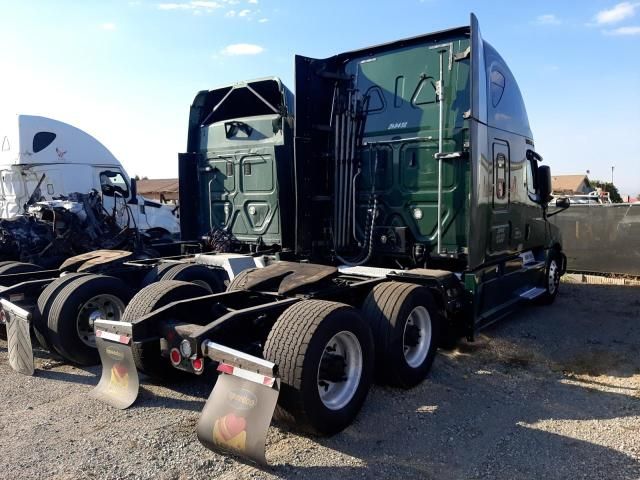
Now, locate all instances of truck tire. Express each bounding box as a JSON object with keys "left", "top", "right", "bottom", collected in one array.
[
  {"left": 264, "top": 300, "right": 374, "bottom": 435},
  {"left": 124, "top": 280, "right": 210, "bottom": 379},
  {"left": 161, "top": 264, "right": 225, "bottom": 294},
  {"left": 141, "top": 263, "right": 179, "bottom": 287},
  {"left": 226, "top": 268, "right": 257, "bottom": 291},
  {"left": 0, "top": 262, "right": 42, "bottom": 275},
  {"left": 47, "top": 274, "right": 132, "bottom": 365},
  {"left": 537, "top": 251, "right": 561, "bottom": 305},
  {"left": 34, "top": 273, "right": 90, "bottom": 350},
  {"left": 362, "top": 282, "right": 441, "bottom": 388},
  {"left": 0, "top": 262, "right": 43, "bottom": 287}
]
